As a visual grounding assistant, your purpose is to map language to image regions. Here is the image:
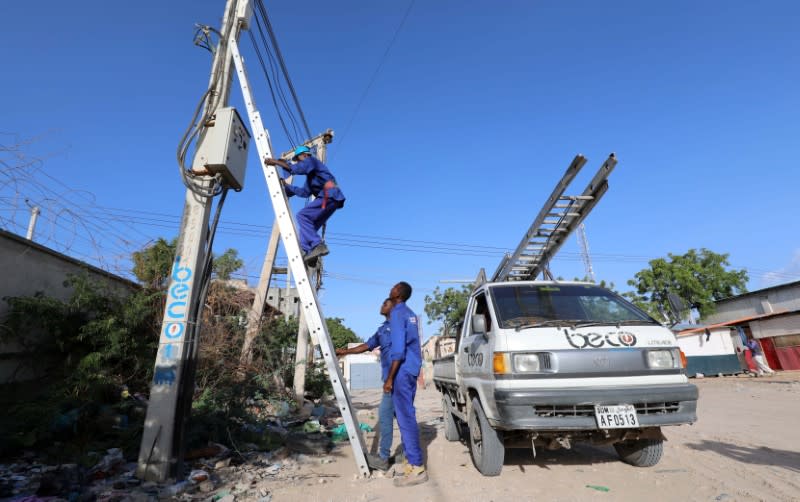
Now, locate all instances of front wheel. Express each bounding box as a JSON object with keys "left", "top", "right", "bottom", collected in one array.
[
  {"left": 614, "top": 438, "right": 664, "bottom": 467},
  {"left": 442, "top": 397, "right": 460, "bottom": 442},
  {"left": 468, "top": 398, "right": 504, "bottom": 476}
]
